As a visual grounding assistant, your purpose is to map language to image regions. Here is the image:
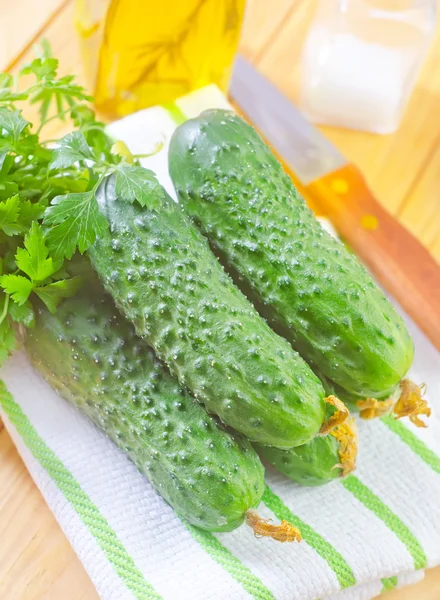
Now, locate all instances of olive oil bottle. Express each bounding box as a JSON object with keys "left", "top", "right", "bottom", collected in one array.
[{"left": 75, "top": 0, "right": 246, "bottom": 118}]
